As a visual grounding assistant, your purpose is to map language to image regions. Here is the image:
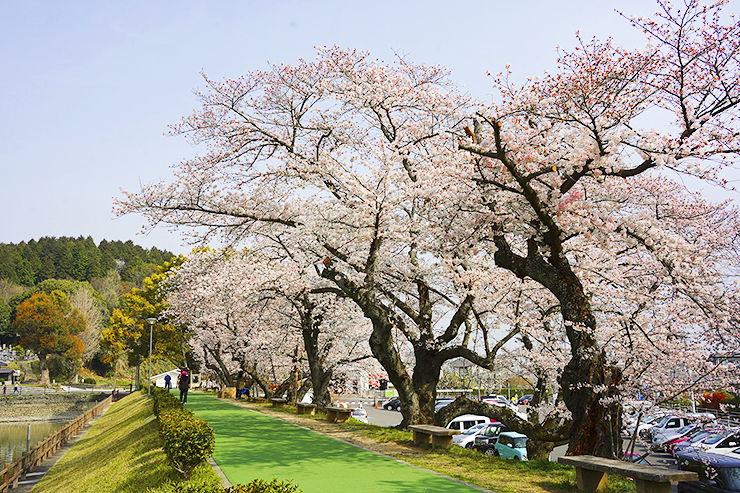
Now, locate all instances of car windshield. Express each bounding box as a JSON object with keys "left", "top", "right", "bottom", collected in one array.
[
  {"left": 690, "top": 432, "right": 711, "bottom": 443},
  {"left": 512, "top": 438, "right": 527, "bottom": 448},
  {"left": 703, "top": 434, "right": 725, "bottom": 445},
  {"left": 655, "top": 417, "right": 670, "bottom": 427},
  {"left": 463, "top": 424, "right": 485, "bottom": 435}
]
